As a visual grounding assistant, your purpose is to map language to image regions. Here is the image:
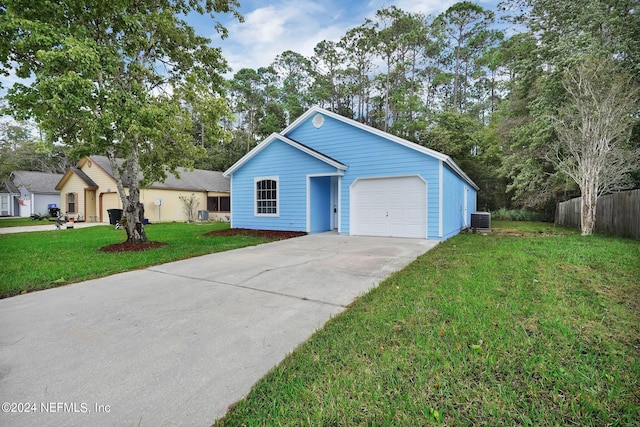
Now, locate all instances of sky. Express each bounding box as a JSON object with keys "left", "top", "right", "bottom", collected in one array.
[
  {"left": 195, "top": 0, "right": 499, "bottom": 76},
  {"left": 0, "top": 0, "right": 501, "bottom": 94}
]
